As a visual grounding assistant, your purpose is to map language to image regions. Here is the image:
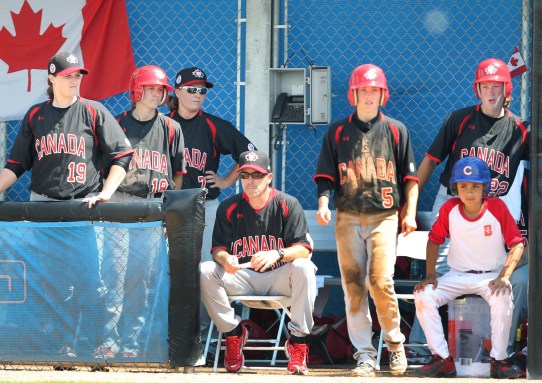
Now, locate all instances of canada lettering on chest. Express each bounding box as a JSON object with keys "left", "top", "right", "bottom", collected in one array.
[
  {"left": 232, "top": 235, "right": 285, "bottom": 258},
  {"left": 460, "top": 147, "right": 510, "bottom": 177},
  {"left": 35, "top": 133, "right": 86, "bottom": 160},
  {"left": 130, "top": 149, "right": 169, "bottom": 174},
  {"left": 338, "top": 157, "right": 396, "bottom": 185},
  {"left": 184, "top": 148, "right": 207, "bottom": 171}
]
